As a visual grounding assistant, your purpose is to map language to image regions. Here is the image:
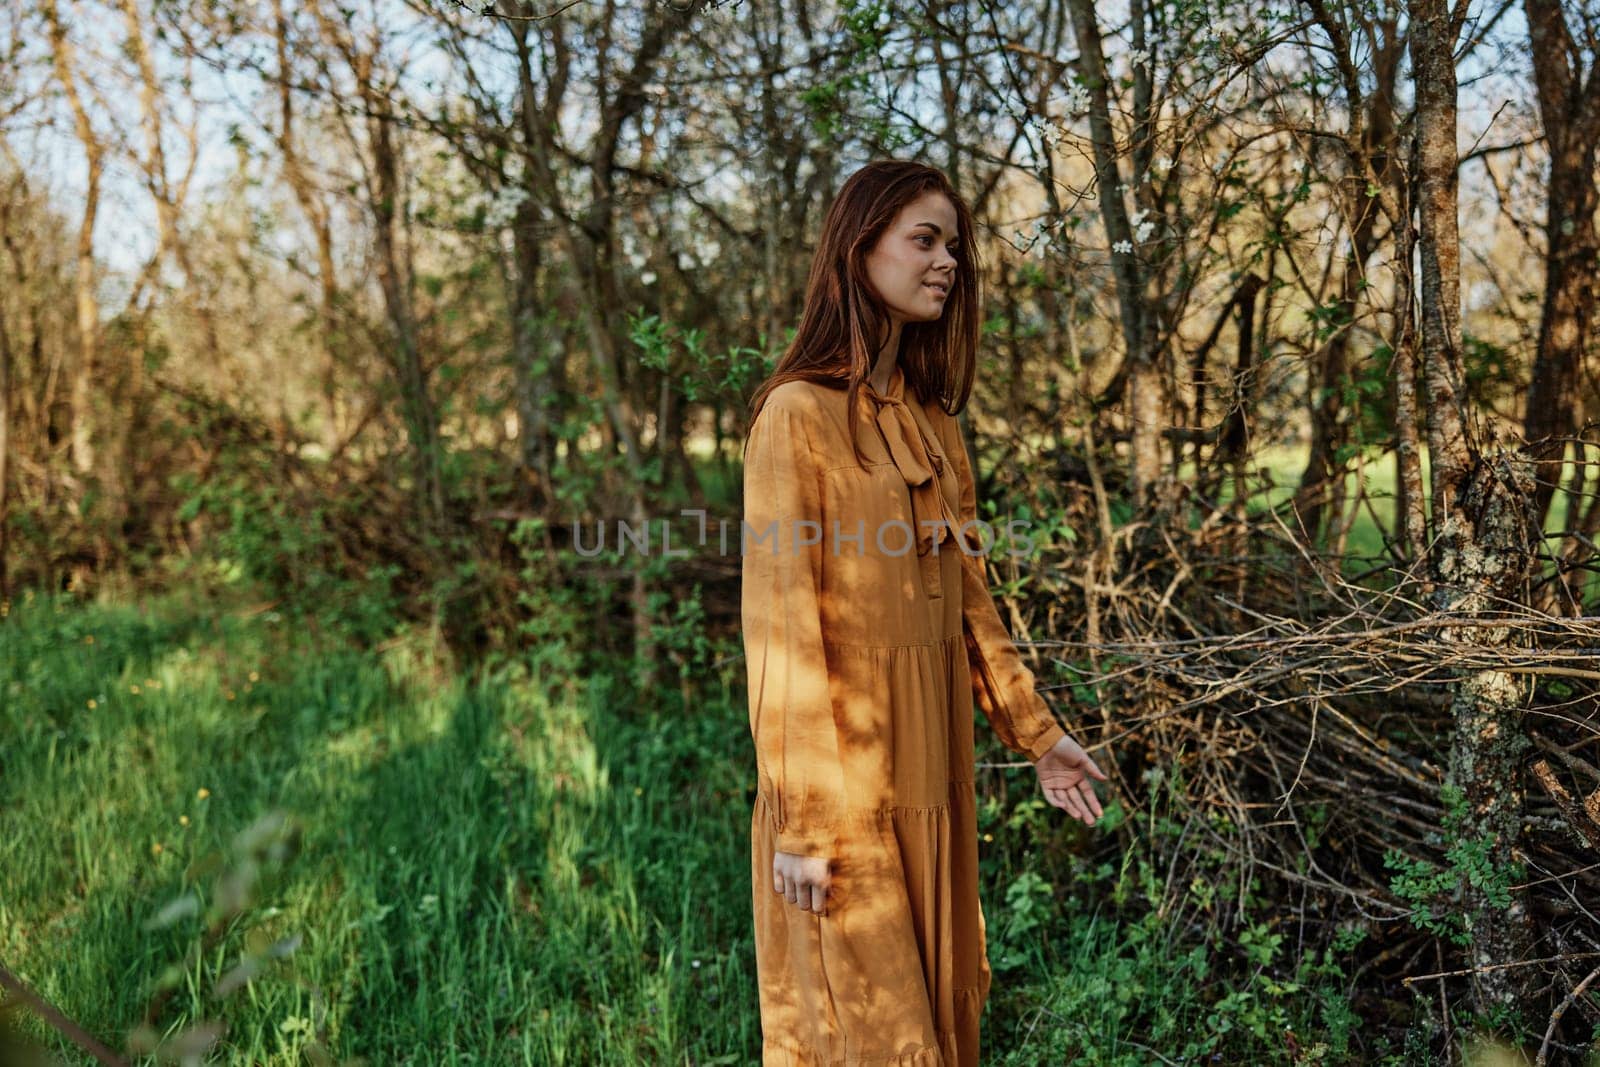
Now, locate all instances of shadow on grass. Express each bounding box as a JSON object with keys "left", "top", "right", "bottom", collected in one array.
[{"left": 2, "top": 588, "right": 761, "bottom": 1065}]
